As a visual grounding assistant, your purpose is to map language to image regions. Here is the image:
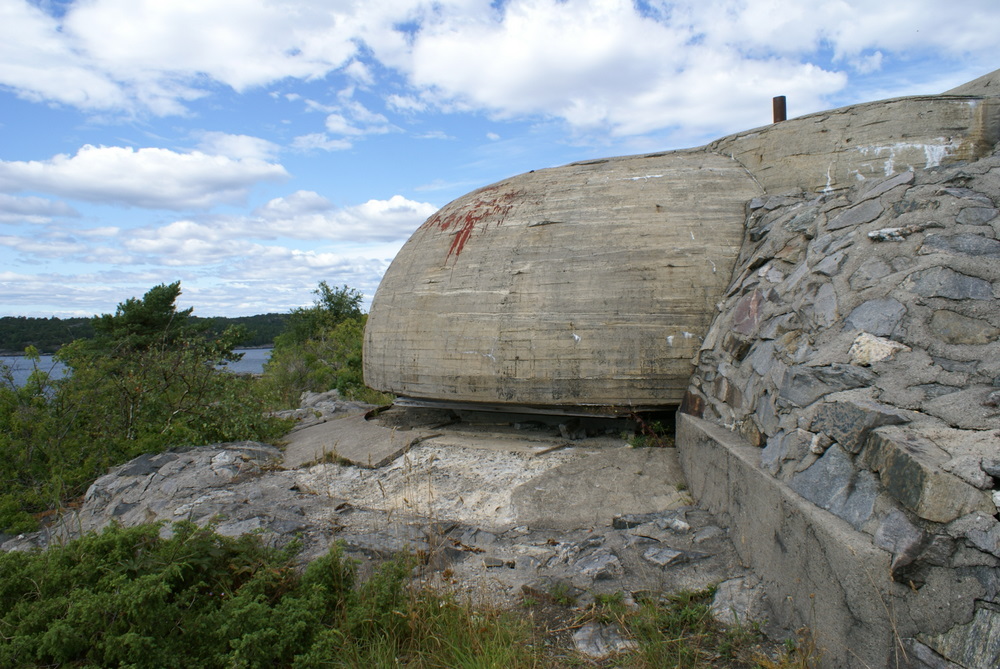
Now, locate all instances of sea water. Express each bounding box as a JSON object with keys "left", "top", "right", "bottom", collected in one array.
[{"left": 0, "top": 348, "right": 273, "bottom": 387}]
